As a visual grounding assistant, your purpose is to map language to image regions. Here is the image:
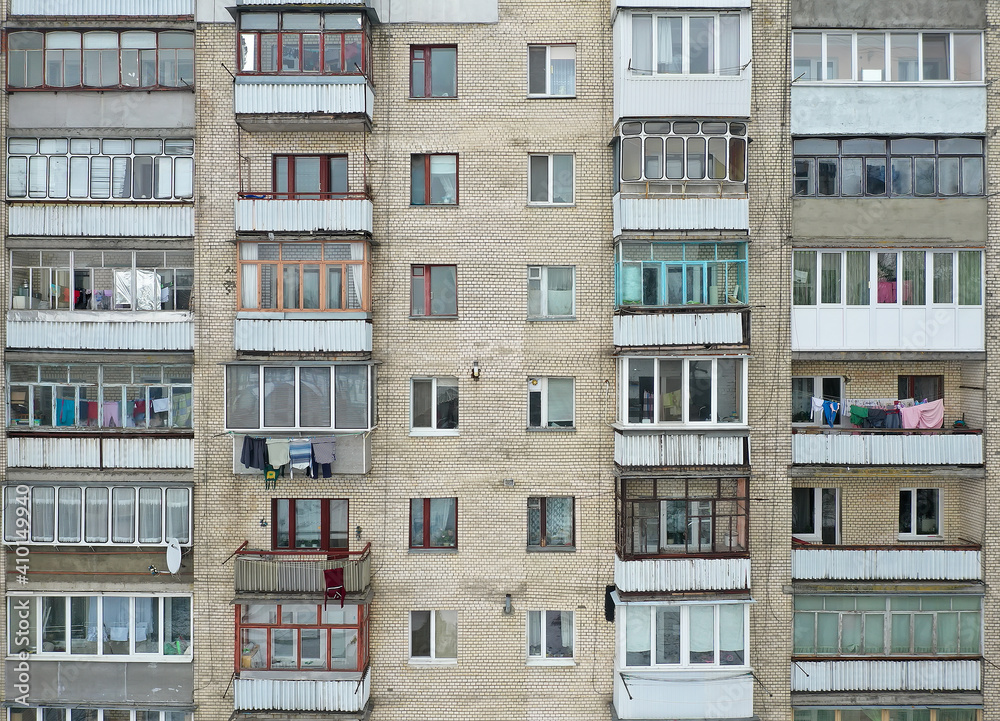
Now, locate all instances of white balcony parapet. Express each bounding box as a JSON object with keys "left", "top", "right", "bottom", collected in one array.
[
  {"left": 614, "top": 669, "right": 753, "bottom": 720},
  {"left": 615, "top": 556, "right": 750, "bottom": 593},
  {"left": 235, "top": 198, "right": 373, "bottom": 234},
  {"left": 234, "top": 675, "right": 370, "bottom": 713},
  {"left": 234, "top": 77, "right": 373, "bottom": 120},
  {"left": 12, "top": 0, "right": 193, "bottom": 14},
  {"left": 9, "top": 436, "right": 193, "bottom": 469},
  {"left": 614, "top": 311, "right": 746, "bottom": 346},
  {"left": 8, "top": 312, "right": 193, "bottom": 351},
  {"left": 615, "top": 429, "right": 747, "bottom": 466},
  {"left": 792, "top": 431, "right": 983, "bottom": 465},
  {"left": 792, "top": 548, "right": 981, "bottom": 581},
  {"left": 9, "top": 205, "right": 193, "bottom": 237},
  {"left": 791, "top": 660, "right": 981, "bottom": 692},
  {"left": 235, "top": 318, "right": 371, "bottom": 352},
  {"left": 614, "top": 194, "right": 749, "bottom": 235},
  {"left": 792, "top": 305, "right": 984, "bottom": 352}
]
